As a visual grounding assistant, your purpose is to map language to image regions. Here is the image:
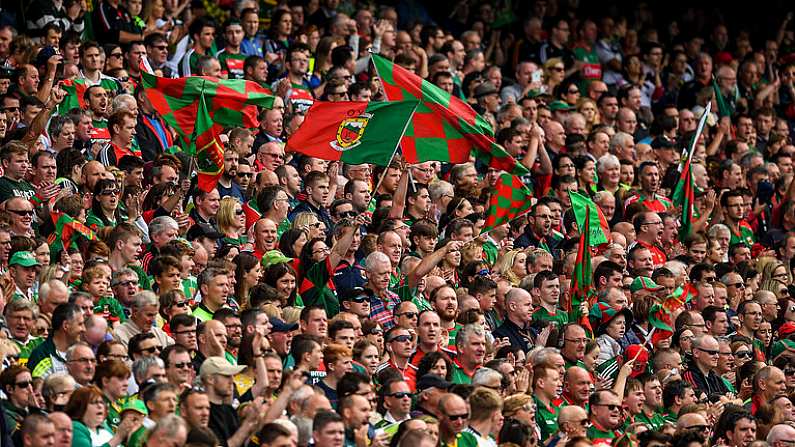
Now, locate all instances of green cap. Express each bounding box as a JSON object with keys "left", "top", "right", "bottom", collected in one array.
[
  {"left": 120, "top": 399, "right": 148, "bottom": 416},
  {"left": 261, "top": 250, "right": 292, "bottom": 268},
  {"left": 9, "top": 251, "right": 40, "bottom": 268},
  {"left": 629, "top": 277, "right": 663, "bottom": 293},
  {"left": 548, "top": 100, "right": 575, "bottom": 112}
]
